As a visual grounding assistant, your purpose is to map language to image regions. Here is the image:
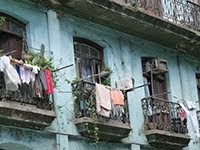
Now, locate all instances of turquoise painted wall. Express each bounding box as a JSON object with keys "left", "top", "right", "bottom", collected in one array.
[
  {"left": 55, "top": 12, "right": 200, "bottom": 150},
  {"left": 0, "top": 1, "right": 57, "bottom": 150},
  {"left": 0, "top": 126, "right": 56, "bottom": 150},
  {"left": 0, "top": 0, "right": 199, "bottom": 150}
]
